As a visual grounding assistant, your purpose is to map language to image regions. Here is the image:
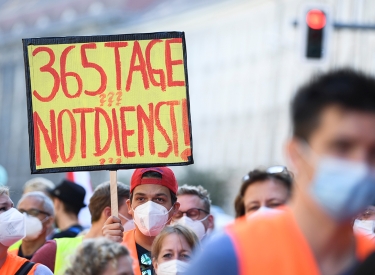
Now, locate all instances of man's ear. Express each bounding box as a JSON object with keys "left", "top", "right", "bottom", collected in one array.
[
  {"left": 126, "top": 199, "right": 133, "bottom": 216},
  {"left": 173, "top": 202, "right": 180, "bottom": 213},
  {"left": 45, "top": 215, "right": 55, "bottom": 229},
  {"left": 207, "top": 214, "right": 214, "bottom": 230},
  {"left": 286, "top": 137, "right": 304, "bottom": 173},
  {"left": 103, "top": 206, "right": 111, "bottom": 219}
]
